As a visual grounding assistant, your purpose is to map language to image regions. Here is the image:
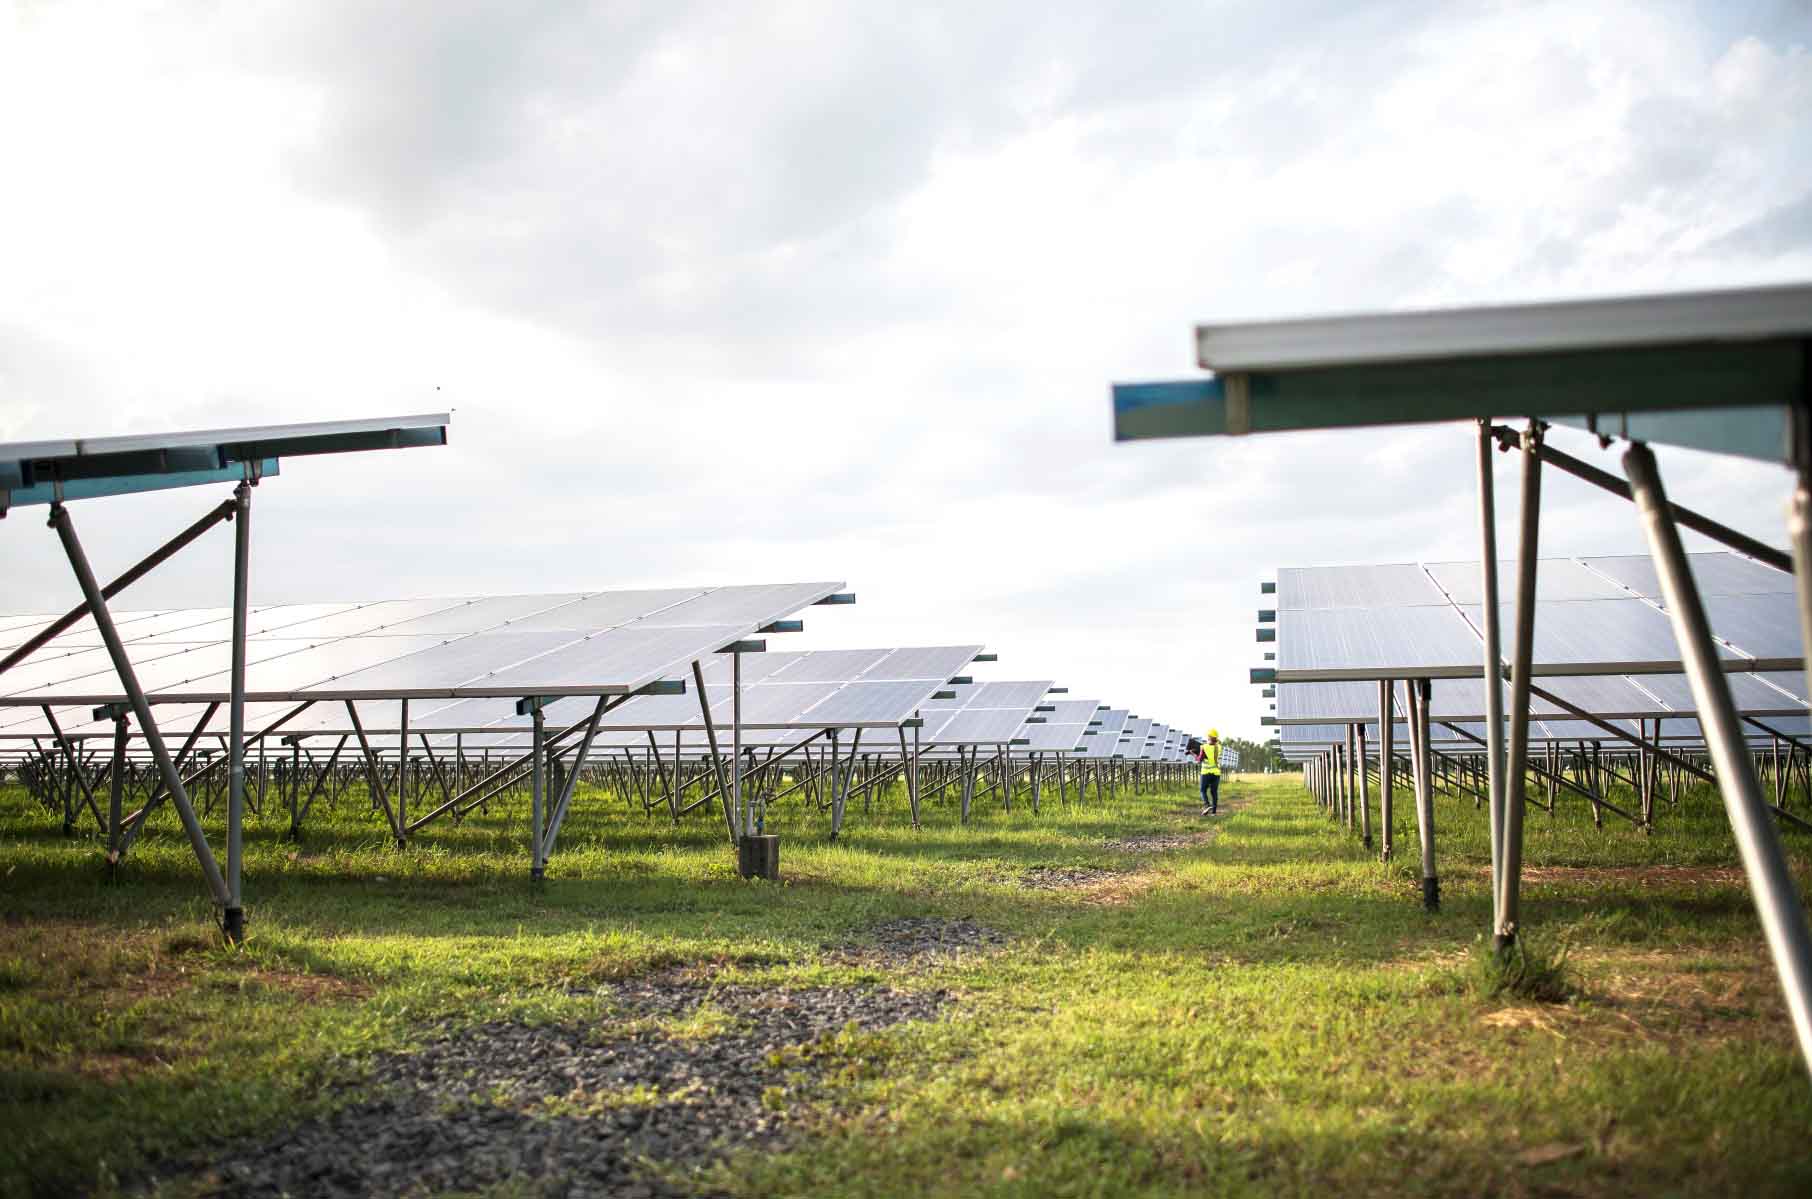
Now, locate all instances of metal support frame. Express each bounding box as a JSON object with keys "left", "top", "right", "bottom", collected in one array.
[
  {"left": 540, "top": 694, "right": 614, "bottom": 860},
  {"left": 49, "top": 502, "right": 230, "bottom": 910},
  {"left": 0, "top": 499, "right": 237, "bottom": 678},
  {"left": 691, "top": 660, "right": 737, "bottom": 844},
  {"left": 1489, "top": 423, "right": 1793, "bottom": 573},
  {"left": 345, "top": 701, "right": 402, "bottom": 844},
  {"left": 1625, "top": 440, "right": 1812, "bottom": 1076}
]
